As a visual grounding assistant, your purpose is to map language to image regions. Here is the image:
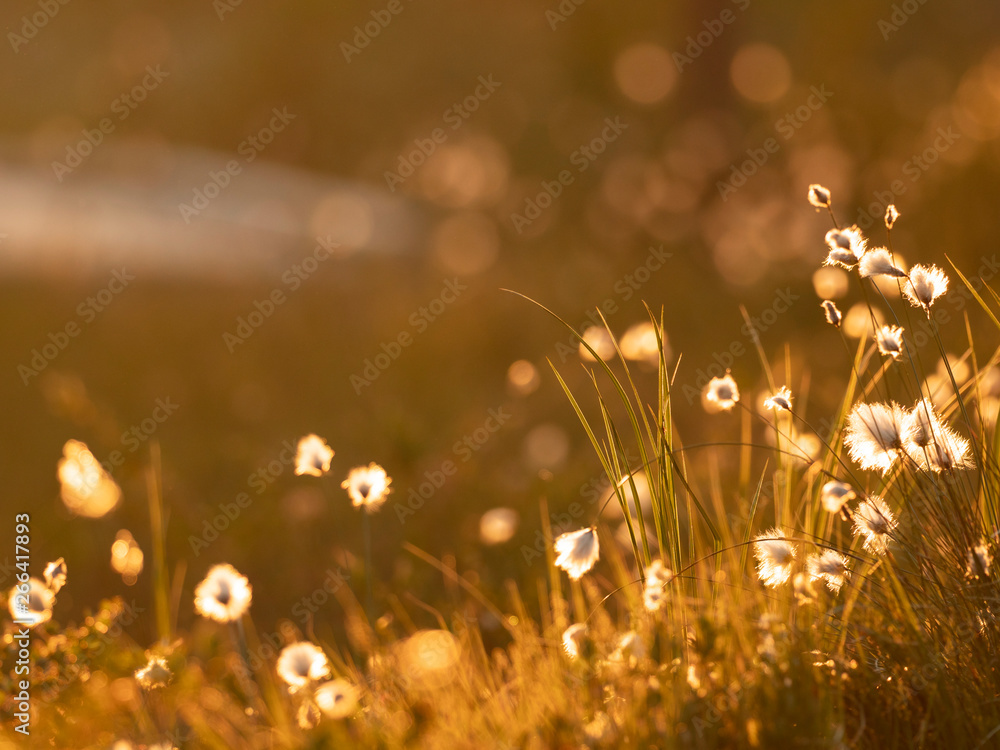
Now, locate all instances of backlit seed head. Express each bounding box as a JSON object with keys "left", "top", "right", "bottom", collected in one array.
[
  {"left": 295, "top": 434, "right": 335, "bottom": 477},
  {"left": 876, "top": 325, "right": 905, "bottom": 360},
  {"left": 859, "top": 248, "right": 906, "bottom": 279},
  {"left": 807, "top": 184, "right": 832, "bottom": 209},
  {"left": 764, "top": 386, "right": 793, "bottom": 413},
  {"left": 135, "top": 655, "right": 173, "bottom": 690},
  {"left": 844, "top": 402, "right": 907, "bottom": 474},
  {"left": 554, "top": 527, "right": 599, "bottom": 580},
  {"left": 820, "top": 481, "right": 855, "bottom": 514},
  {"left": 703, "top": 373, "right": 740, "bottom": 413},
  {"left": 341, "top": 463, "right": 392, "bottom": 512},
  {"left": 823, "top": 227, "right": 867, "bottom": 269},
  {"left": 884, "top": 204, "right": 900, "bottom": 230},
  {"left": 277, "top": 642, "right": 331, "bottom": 692},
  {"left": 903, "top": 264, "right": 949, "bottom": 315},
  {"left": 807, "top": 550, "right": 850, "bottom": 592},
  {"left": 562, "top": 623, "right": 590, "bottom": 660},
  {"left": 753, "top": 528, "right": 796, "bottom": 587},
  {"left": 902, "top": 399, "right": 975, "bottom": 472},
  {"left": 643, "top": 559, "right": 673, "bottom": 611},
  {"left": 853, "top": 497, "right": 897, "bottom": 555},
  {"left": 315, "top": 679, "right": 359, "bottom": 719},
  {"left": 194, "top": 563, "right": 252, "bottom": 623},
  {"left": 43, "top": 558, "right": 67, "bottom": 594},
  {"left": 821, "top": 300, "right": 842, "bottom": 327},
  {"left": 8, "top": 577, "right": 54, "bottom": 628}
]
